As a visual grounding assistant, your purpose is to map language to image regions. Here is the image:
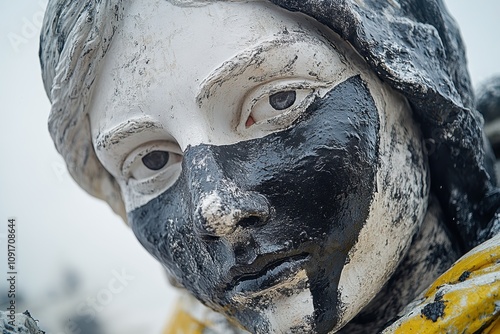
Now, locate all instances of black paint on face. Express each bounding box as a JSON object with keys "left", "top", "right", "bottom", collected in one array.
[{"left": 130, "top": 76, "right": 380, "bottom": 333}]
